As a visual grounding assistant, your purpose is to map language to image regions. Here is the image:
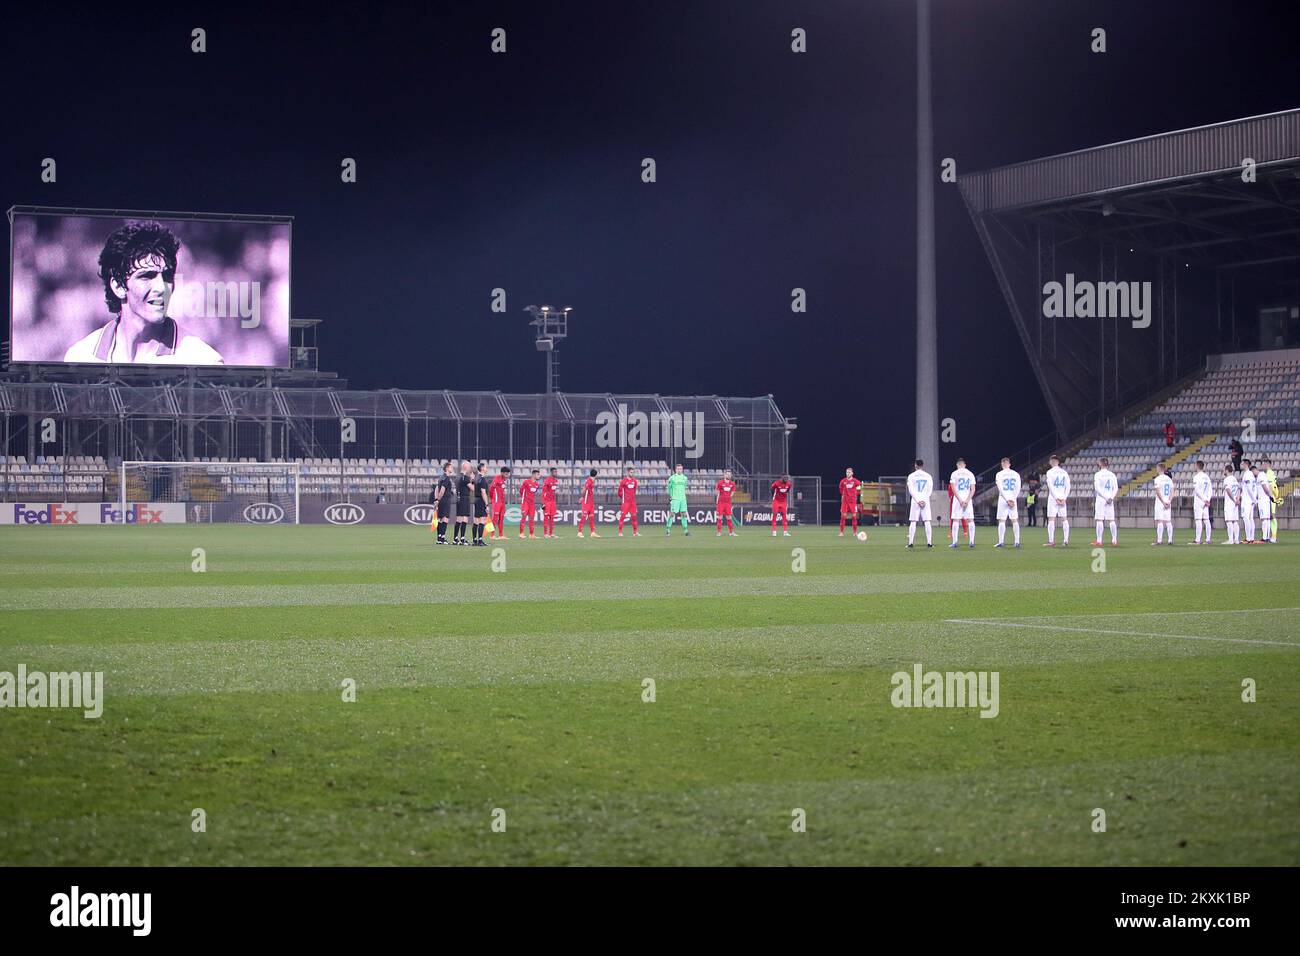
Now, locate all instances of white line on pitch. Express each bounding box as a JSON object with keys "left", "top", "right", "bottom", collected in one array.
[{"left": 944, "top": 619, "right": 1300, "bottom": 648}]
